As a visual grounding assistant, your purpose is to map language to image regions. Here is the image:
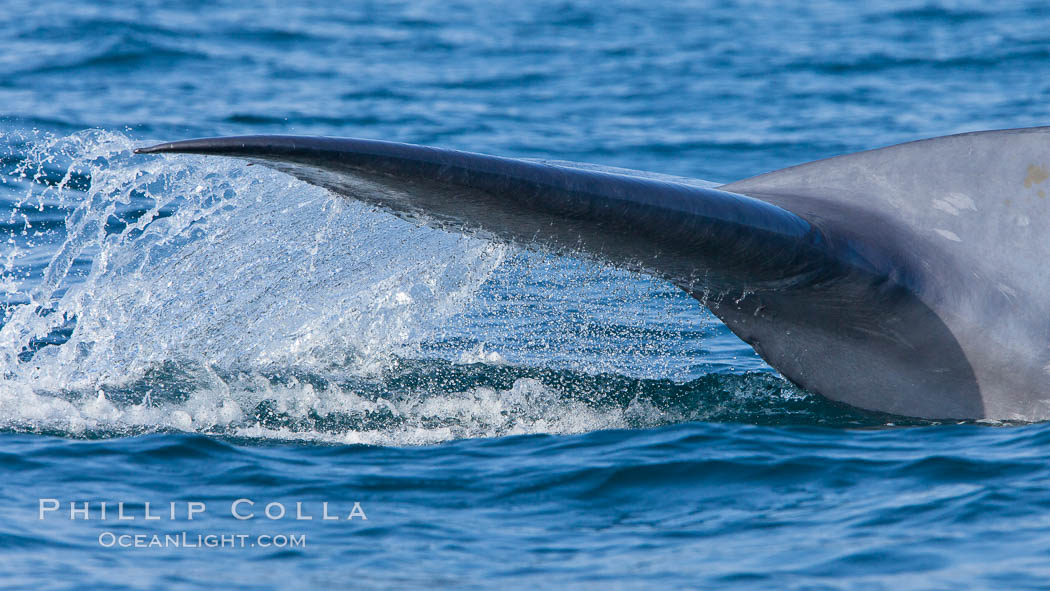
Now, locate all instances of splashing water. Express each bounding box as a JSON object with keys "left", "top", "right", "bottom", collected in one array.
[{"left": 0, "top": 130, "right": 518, "bottom": 438}]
